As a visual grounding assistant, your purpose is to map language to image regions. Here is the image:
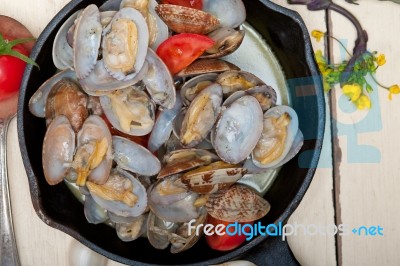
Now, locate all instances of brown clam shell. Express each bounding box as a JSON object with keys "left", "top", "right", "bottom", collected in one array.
[
  {"left": 45, "top": 78, "right": 88, "bottom": 132},
  {"left": 155, "top": 4, "right": 219, "bottom": 34},
  {"left": 180, "top": 165, "right": 247, "bottom": 194},
  {"left": 158, "top": 149, "right": 219, "bottom": 179},
  {"left": 176, "top": 59, "right": 240, "bottom": 78},
  {"left": 206, "top": 184, "right": 271, "bottom": 222}
]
